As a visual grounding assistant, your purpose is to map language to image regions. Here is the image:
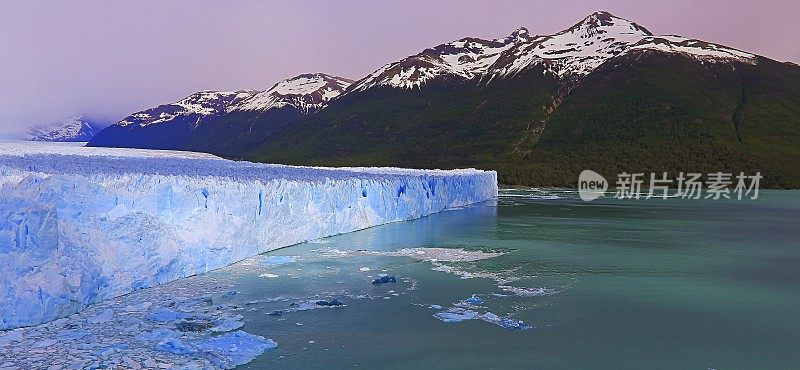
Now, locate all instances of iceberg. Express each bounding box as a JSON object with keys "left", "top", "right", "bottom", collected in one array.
[{"left": 0, "top": 142, "right": 497, "bottom": 329}]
